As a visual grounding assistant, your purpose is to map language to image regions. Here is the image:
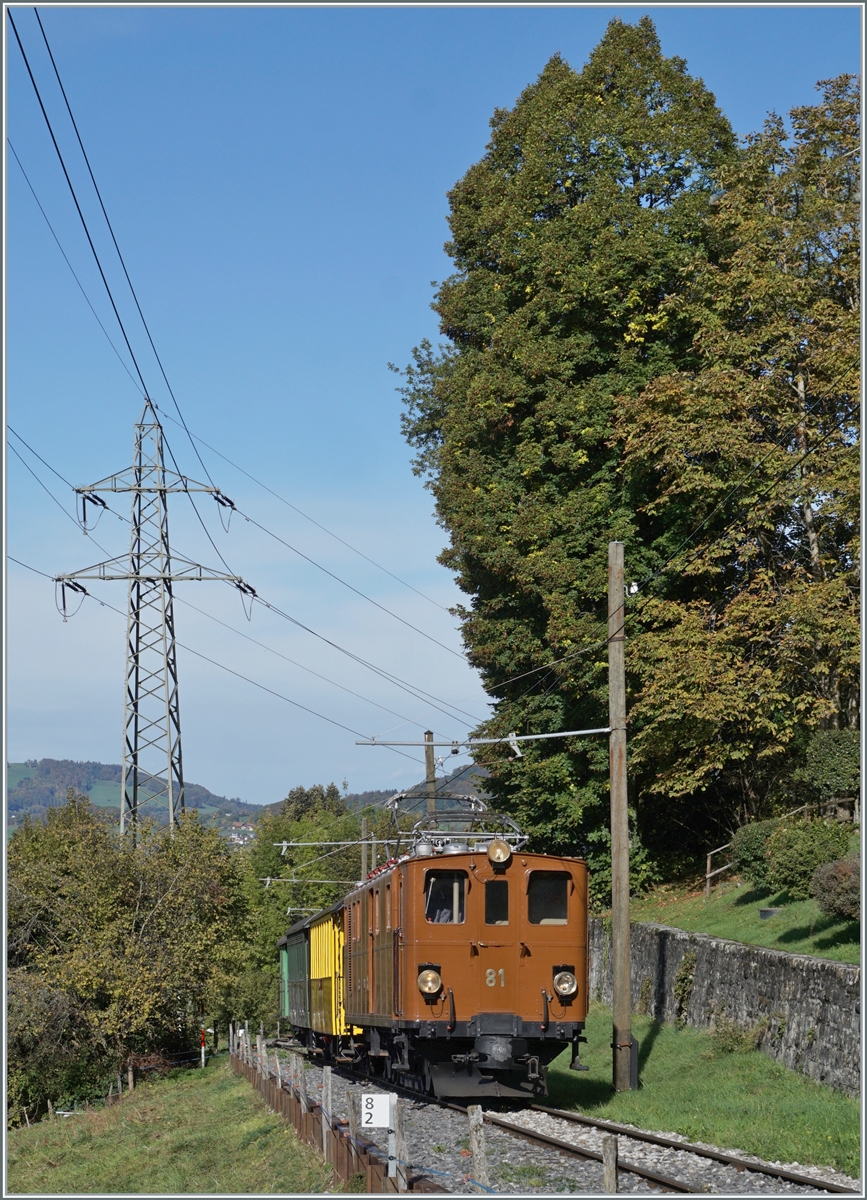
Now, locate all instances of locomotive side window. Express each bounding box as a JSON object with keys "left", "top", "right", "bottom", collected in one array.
[
  {"left": 485, "top": 879, "right": 509, "bottom": 925},
  {"left": 424, "top": 871, "right": 466, "bottom": 924},
  {"left": 528, "top": 871, "right": 569, "bottom": 924}
]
